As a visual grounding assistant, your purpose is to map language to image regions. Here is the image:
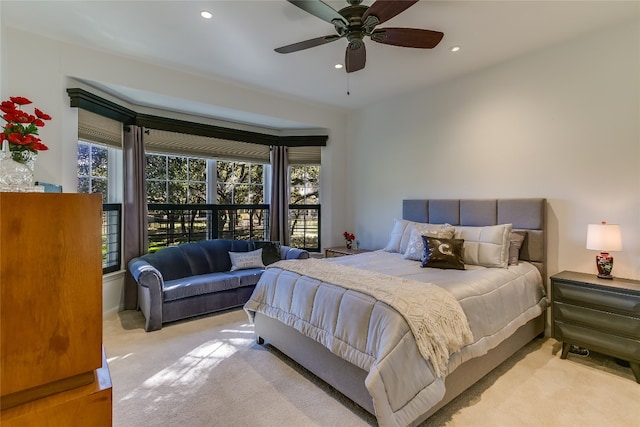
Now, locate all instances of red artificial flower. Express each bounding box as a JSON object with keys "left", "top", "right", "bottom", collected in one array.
[
  {"left": 1, "top": 96, "right": 52, "bottom": 157},
  {"left": 7, "top": 133, "right": 28, "bottom": 145},
  {"left": 3, "top": 112, "right": 18, "bottom": 122},
  {"left": 31, "top": 141, "right": 49, "bottom": 151},
  {"left": 1, "top": 101, "right": 16, "bottom": 111},
  {"left": 9, "top": 96, "right": 32, "bottom": 105},
  {"left": 34, "top": 108, "right": 52, "bottom": 120},
  {"left": 343, "top": 231, "right": 355, "bottom": 241}
]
